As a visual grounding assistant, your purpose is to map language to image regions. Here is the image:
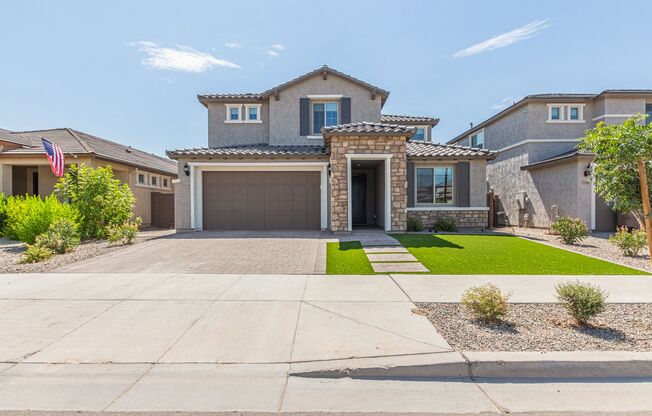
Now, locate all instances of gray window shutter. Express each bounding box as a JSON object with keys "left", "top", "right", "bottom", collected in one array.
[
  {"left": 299, "top": 98, "right": 310, "bottom": 136},
  {"left": 407, "top": 161, "right": 415, "bottom": 208},
  {"left": 456, "top": 162, "right": 470, "bottom": 207},
  {"left": 341, "top": 97, "right": 351, "bottom": 124}
]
